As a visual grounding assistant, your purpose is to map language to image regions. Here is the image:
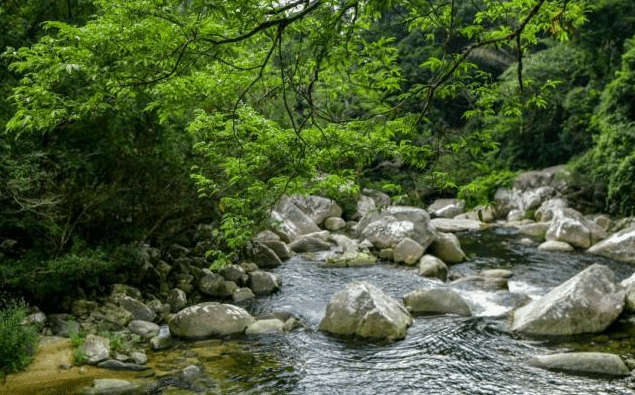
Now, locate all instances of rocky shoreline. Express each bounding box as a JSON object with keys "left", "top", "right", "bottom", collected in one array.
[{"left": 10, "top": 165, "right": 635, "bottom": 393}]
